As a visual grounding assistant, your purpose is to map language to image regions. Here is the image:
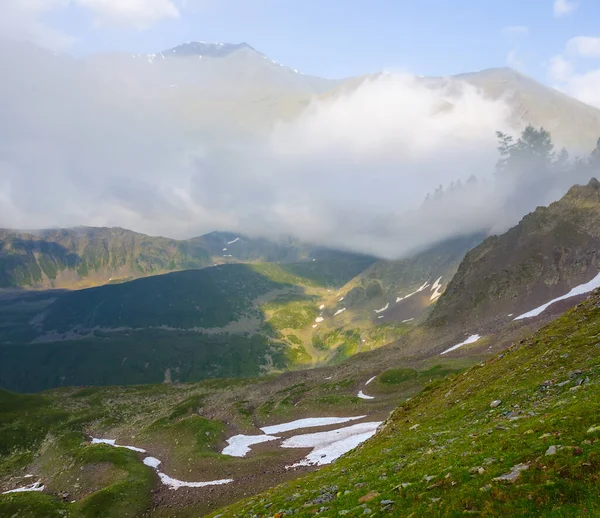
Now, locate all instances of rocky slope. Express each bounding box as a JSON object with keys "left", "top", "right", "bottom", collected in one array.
[{"left": 429, "top": 178, "right": 600, "bottom": 330}]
